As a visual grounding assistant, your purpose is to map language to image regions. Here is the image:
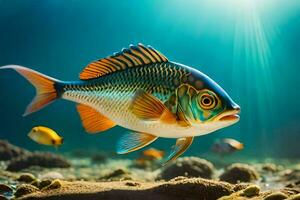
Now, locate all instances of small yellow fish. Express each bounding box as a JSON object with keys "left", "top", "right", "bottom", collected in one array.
[
  {"left": 142, "top": 148, "right": 165, "bottom": 161},
  {"left": 28, "top": 126, "right": 63, "bottom": 147},
  {"left": 135, "top": 148, "right": 165, "bottom": 167}
]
